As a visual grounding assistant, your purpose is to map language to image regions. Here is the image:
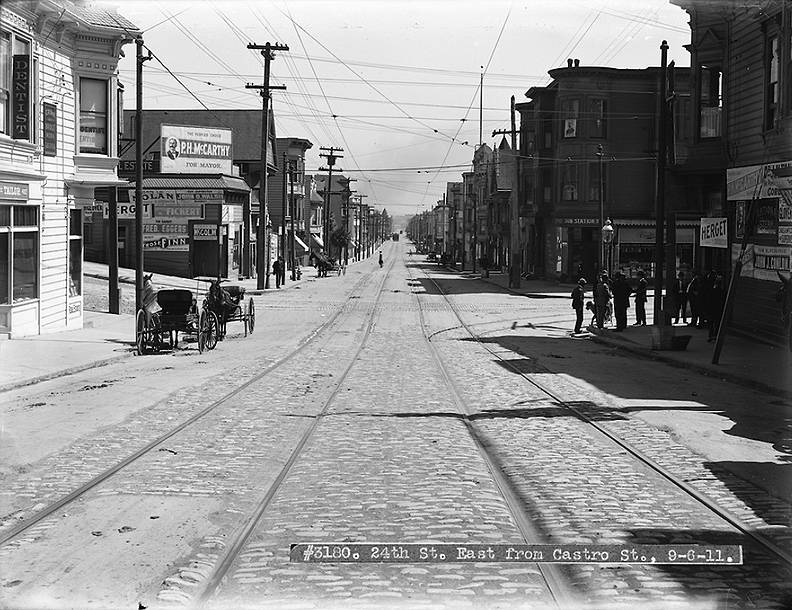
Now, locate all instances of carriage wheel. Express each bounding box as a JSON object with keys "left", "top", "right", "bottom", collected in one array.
[
  {"left": 135, "top": 309, "right": 147, "bottom": 355},
  {"left": 247, "top": 298, "right": 255, "bottom": 335},
  {"left": 200, "top": 309, "right": 219, "bottom": 352}
]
